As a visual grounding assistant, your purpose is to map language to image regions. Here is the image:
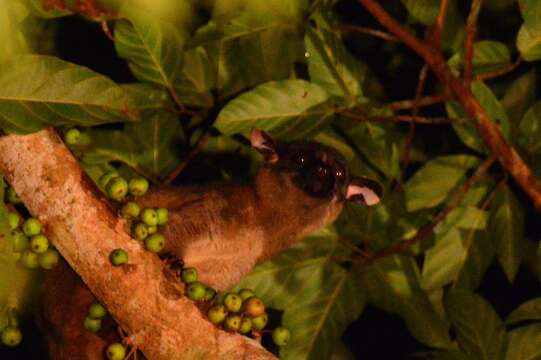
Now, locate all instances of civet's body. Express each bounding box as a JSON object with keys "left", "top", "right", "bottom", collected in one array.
[{"left": 40, "top": 129, "right": 382, "bottom": 359}]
